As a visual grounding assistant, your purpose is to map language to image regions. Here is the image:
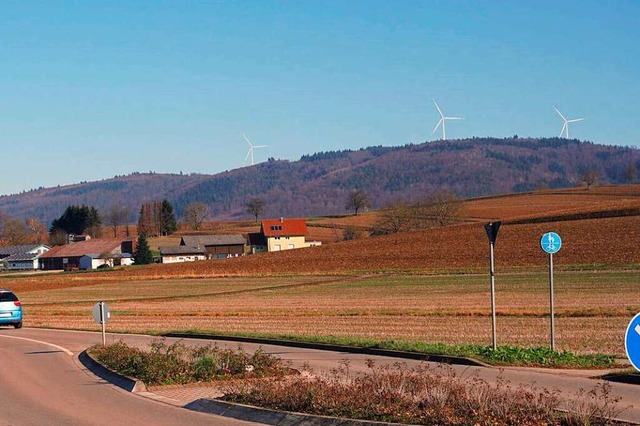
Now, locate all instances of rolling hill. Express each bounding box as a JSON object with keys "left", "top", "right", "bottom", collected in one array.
[{"left": 1, "top": 137, "right": 639, "bottom": 225}]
